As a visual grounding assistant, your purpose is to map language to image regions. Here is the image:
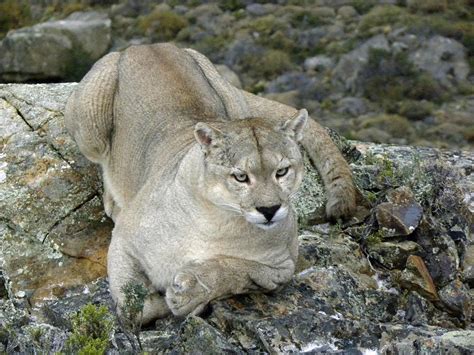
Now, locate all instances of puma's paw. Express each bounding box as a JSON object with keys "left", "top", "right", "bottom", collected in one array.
[
  {"left": 250, "top": 259, "right": 295, "bottom": 291},
  {"left": 165, "top": 271, "right": 211, "bottom": 317},
  {"left": 326, "top": 185, "right": 356, "bottom": 221}
]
